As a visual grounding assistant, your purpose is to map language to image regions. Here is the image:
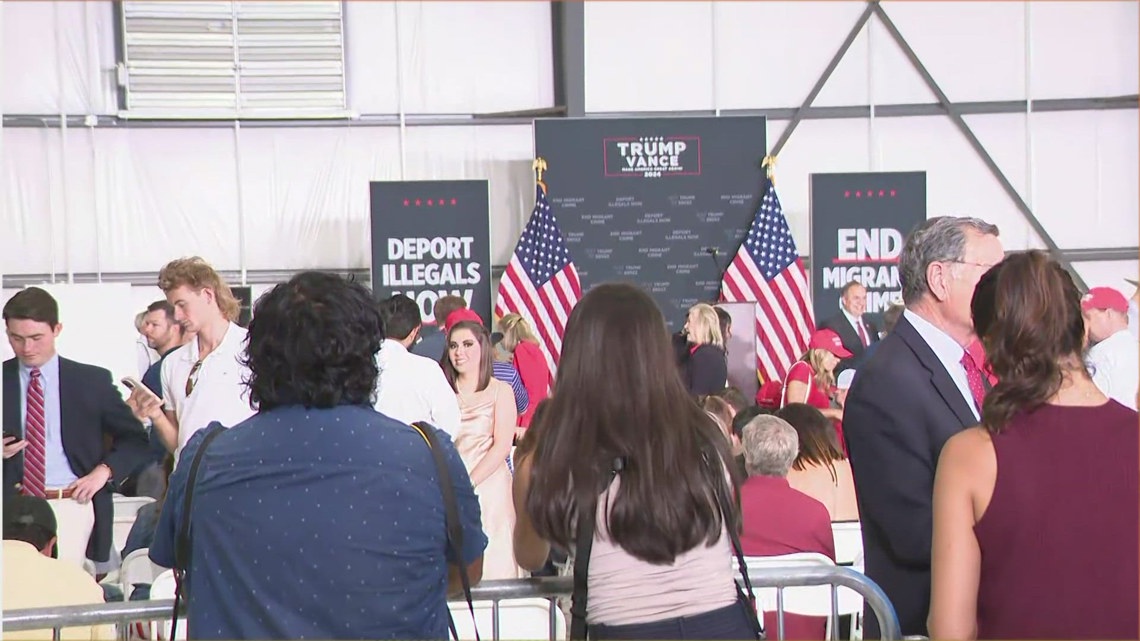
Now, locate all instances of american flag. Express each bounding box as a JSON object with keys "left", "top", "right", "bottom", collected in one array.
[
  {"left": 495, "top": 182, "right": 582, "bottom": 376},
  {"left": 720, "top": 181, "right": 815, "bottom": 383}
]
